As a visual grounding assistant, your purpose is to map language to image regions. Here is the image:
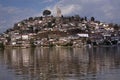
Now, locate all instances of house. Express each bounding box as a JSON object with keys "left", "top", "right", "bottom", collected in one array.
[
  {"left": 22, "top": 35, "right": 29, "bottom": 40},
  {"left": 77, "top": 33, "right": 89, "bottom": 38}
]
